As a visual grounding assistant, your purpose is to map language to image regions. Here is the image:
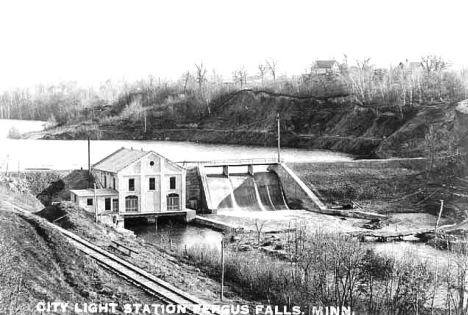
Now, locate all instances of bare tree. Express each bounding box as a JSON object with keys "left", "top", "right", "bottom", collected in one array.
[
  {"left": 180, "top": 71, "right": 192, "bottom": 94},
  {"left": 266, "top": 58, "right": 277, "bottom": 81},
  {"left": 194, "top": 62, "right": 208, "bottom": 91},
  {"left": 258, "top": 64, "right": 268, "bottom": 87},
  {"left": 232, "top": 66, "right": 248, "bottom": 89},
  {"left": 211, "top": 68, "right": 223, "bottom": 90},
  {"left": 344, "top": 58, "right": 375, "bottom": 105},
  {"left": 420, "top": 55, "right": 448, "bottom": 74}
]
